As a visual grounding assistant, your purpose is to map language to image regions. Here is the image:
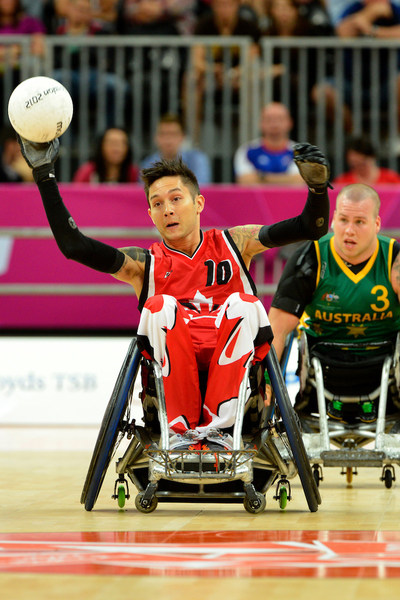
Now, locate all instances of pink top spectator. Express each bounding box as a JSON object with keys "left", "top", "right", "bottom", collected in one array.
[
  {"left": 73, "top": 161, "right": 139, "bottom": 183},
  {"left": 0, "top": 16, "right": 46, "bottom": 34}
]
